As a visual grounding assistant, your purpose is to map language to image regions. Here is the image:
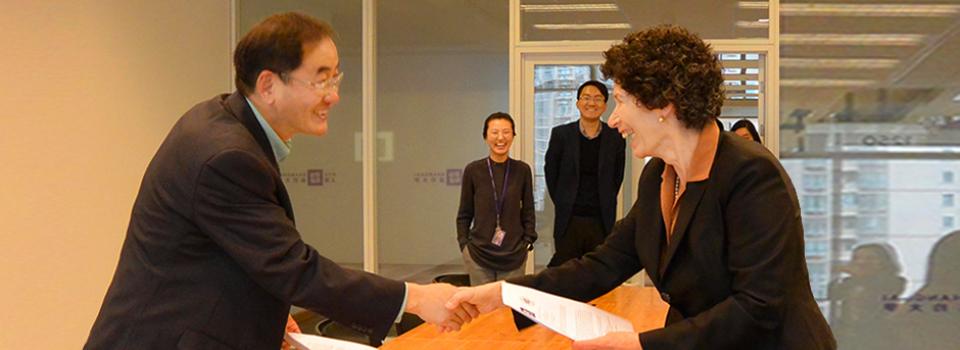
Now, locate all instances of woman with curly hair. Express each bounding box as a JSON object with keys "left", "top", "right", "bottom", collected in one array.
[{"left": 447, "top": 25, "right": 835, "bottom": 350}]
